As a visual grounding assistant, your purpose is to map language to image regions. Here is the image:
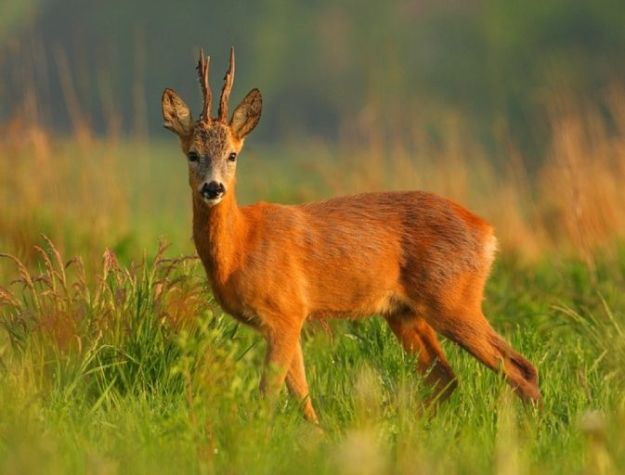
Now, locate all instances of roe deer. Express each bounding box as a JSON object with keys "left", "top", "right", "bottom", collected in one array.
[{"left": 161, "top": 48, "right": 541, "bottom": 423}]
